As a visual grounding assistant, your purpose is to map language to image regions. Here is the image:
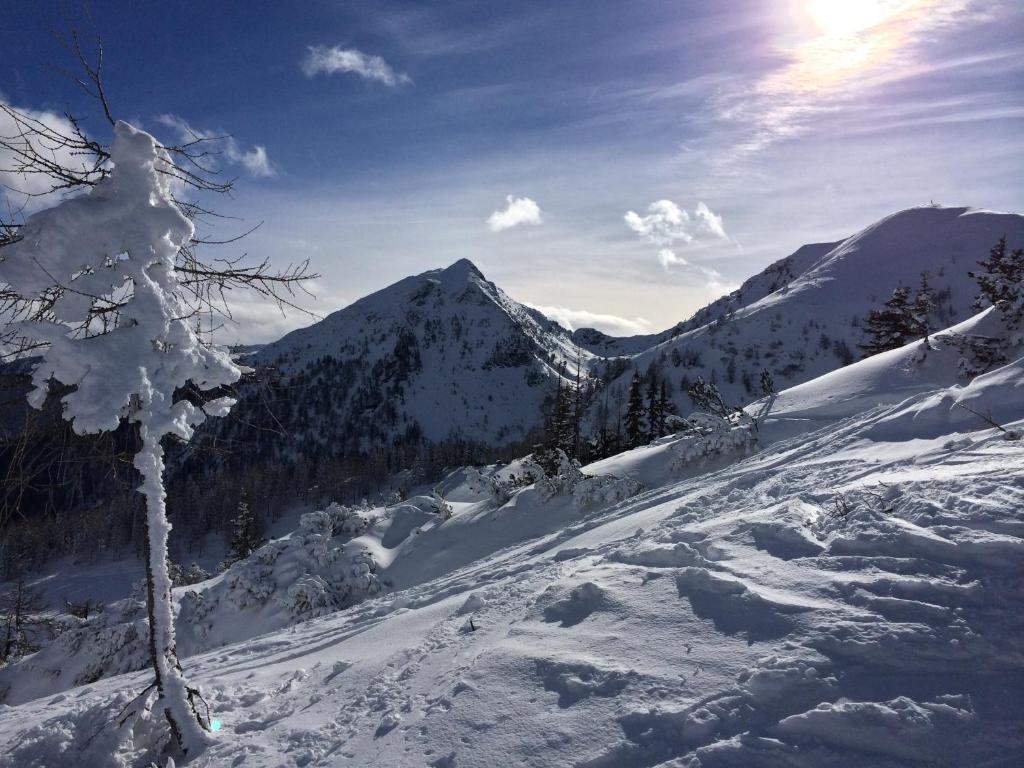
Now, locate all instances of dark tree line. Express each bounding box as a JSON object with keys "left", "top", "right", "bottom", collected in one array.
[
  {"left": 539, "top": 354, "right": 678, "bottom": 467},
  {"left": 860, "top": 238, "right": 1024, "bottom": 363}
]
